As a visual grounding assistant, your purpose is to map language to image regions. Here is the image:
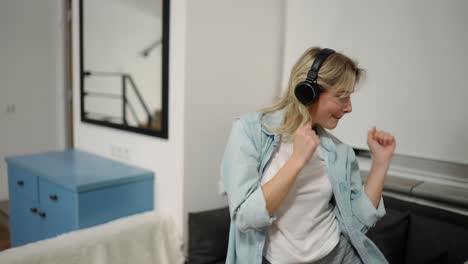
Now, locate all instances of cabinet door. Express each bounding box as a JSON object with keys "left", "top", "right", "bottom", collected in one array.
[
  {"left": 9, "top": 199, "right": 42, "bottom": 247},
  {"left": 39, "top": 179, "right": 78, "bottom": 239},
  {"left": 8, "top": 166, "right": 38, "bottom": 203},
  {"left": 8, "top": 165, "right": 41, "bottom": 247}
]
